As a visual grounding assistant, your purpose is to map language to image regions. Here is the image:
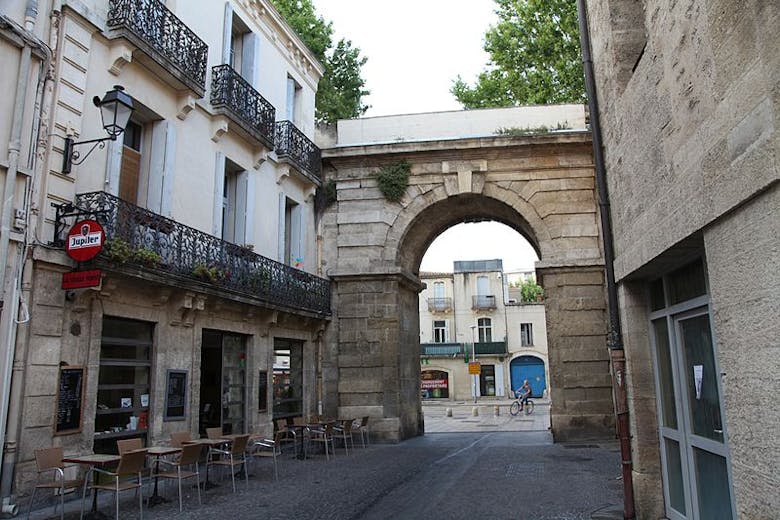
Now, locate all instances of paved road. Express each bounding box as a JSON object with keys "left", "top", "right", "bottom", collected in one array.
[{"left": 29, "top": 425, "right": 623, "bottom": 519}]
